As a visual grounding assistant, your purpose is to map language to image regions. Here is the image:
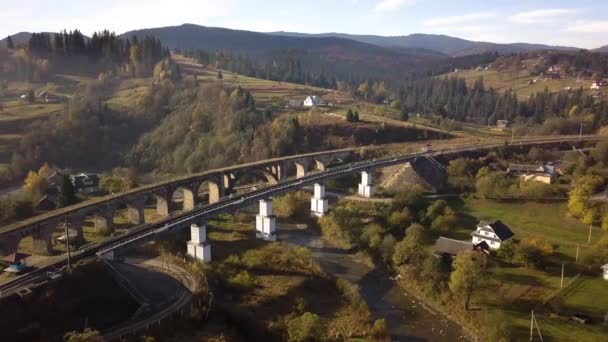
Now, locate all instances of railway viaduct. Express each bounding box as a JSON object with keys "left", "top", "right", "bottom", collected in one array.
[
  {"left": 0, "top": 149, "right": 352, "bottom": 256},
  {"left": 0, "top": 136, "right": 602, "bottom": 260}
]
